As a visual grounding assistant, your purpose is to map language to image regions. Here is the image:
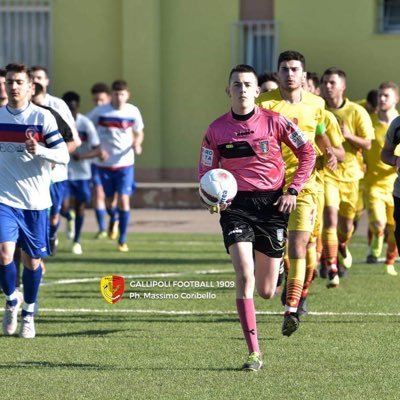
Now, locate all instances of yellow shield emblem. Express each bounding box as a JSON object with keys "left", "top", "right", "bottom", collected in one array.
[{"left": 100, "top": 275, "right": 125, "bottom": 304}]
